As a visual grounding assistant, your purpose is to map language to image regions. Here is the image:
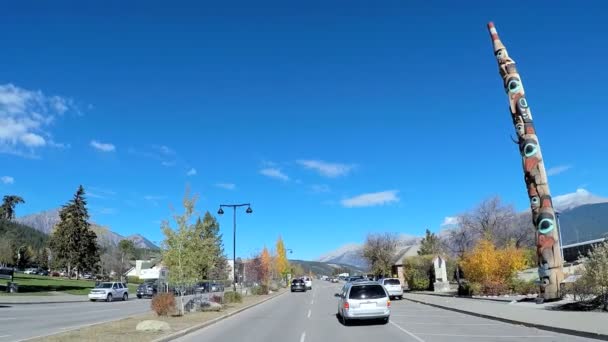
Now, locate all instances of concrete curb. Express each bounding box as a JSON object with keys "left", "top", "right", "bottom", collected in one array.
[
  {"left": 409, "top": 291, "right": 535, "bottom": 303},
  {"left": 151, "top": 290, "right": 288, "bottom": 342},
  {"left": 0, "top": 298, "right": 88, "bottom": 305},
  {"left": 403, "top": 296, "right": 608, "bottom": 341}
]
